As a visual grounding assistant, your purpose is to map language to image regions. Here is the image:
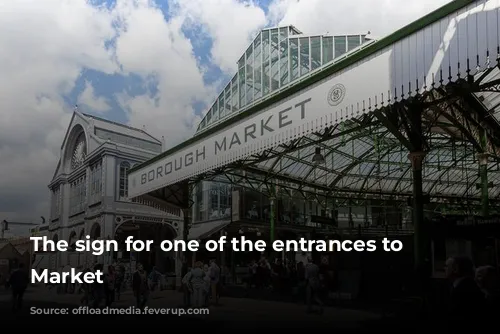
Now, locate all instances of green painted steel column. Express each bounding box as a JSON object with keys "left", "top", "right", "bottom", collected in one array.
[
  {"left": 270, "top": 182, "right": 276, "bottom": 244},
  {"left": 409, "top": 151, "right": 427, "bottom": 272},
  {"left": 478, "top": 126, "right": 489, "bottom": 217},
  {"left": 477, "top": 153, "right": 489, "bottom": 217}
]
